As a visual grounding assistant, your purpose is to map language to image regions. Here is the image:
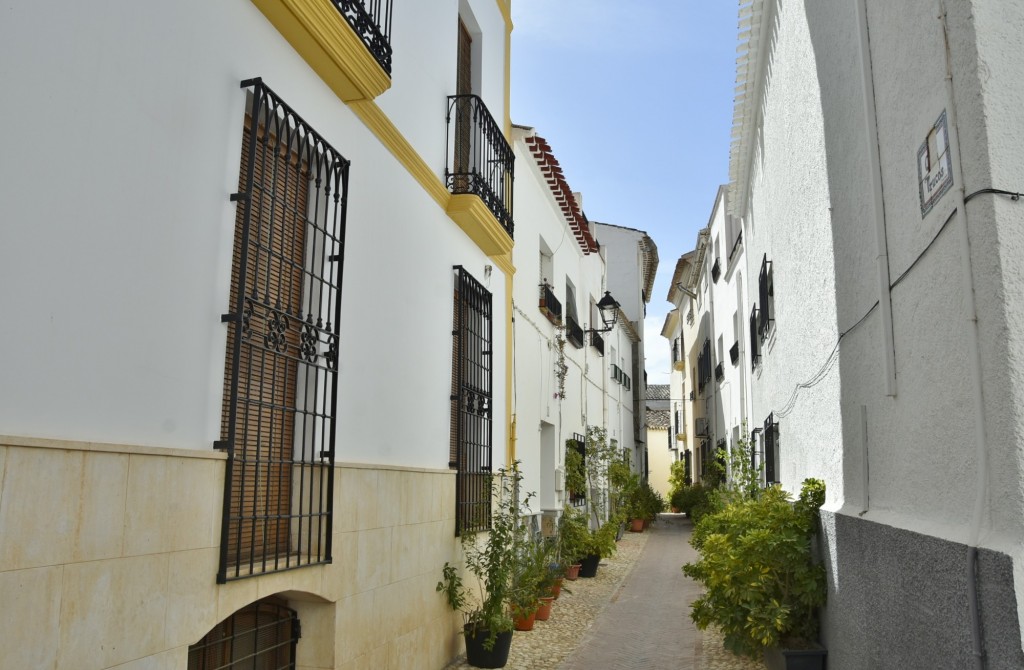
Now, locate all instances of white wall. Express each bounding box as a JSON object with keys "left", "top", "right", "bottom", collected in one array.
[
  {"left": 740, "top": 0, "right": 844, "bottom": 504},
  {"left": 511, "top": 128, "right": 611, "bottom": 508},
  {"left": 0, "top": 0, "right": 507, "bottom": 471}
]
